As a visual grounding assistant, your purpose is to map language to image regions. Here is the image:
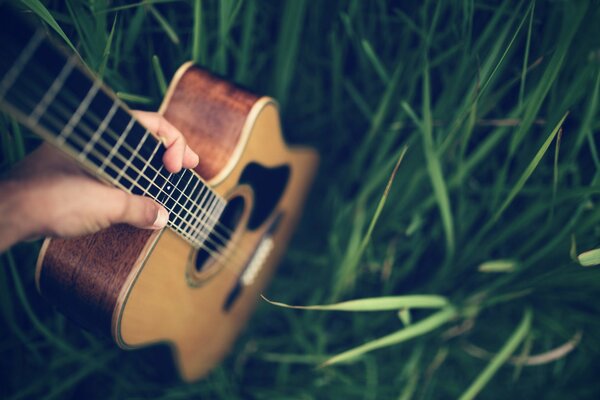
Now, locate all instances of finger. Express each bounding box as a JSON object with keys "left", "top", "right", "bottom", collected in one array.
[
  {"left": 109, "top": 189, "right": 169, "bottom": 230},
  {"left": 183, "top": 145, "right": 200, "bottom": 169},
  {"left": 132, "top": 111, "right": 199, "bottom": 173}
]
